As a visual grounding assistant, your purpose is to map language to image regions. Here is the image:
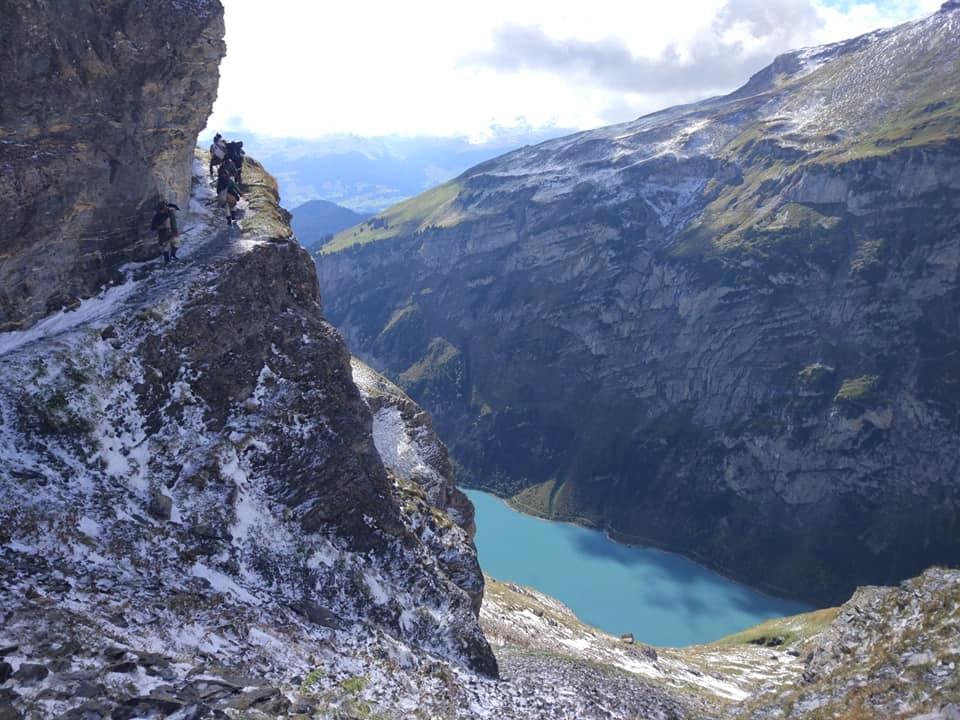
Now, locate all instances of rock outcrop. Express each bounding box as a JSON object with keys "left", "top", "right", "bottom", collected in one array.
[
  {"left": 0, "top": 154, "right": 499, "bottom": 718},
  {"left": 0, "top": 0, "right": 225, "bottom": 332},
  {"left": 316, "top": 4, "right": 960, "bottom": 605},
  {"left": 736, "top": 567, "right": 960, "bottom": 720}
]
